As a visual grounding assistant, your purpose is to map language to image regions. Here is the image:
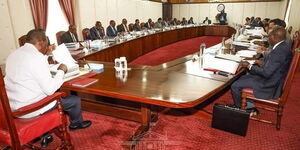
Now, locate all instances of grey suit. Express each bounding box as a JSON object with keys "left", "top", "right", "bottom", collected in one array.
[{"left": 231, "top": 41, "right": 293, "bottom": 107}]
